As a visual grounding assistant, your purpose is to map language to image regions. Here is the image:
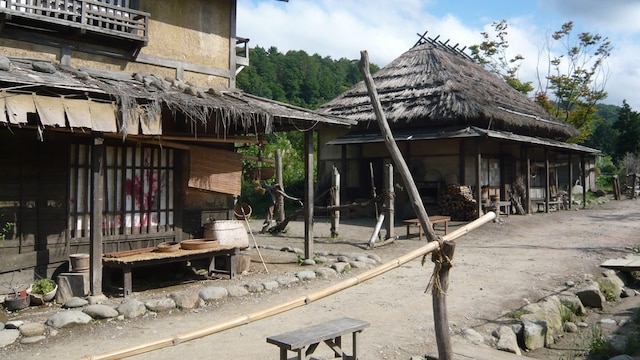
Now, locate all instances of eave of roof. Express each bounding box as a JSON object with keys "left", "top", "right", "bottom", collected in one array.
[
  {"left": 0, "top": 56, "right": 355, "bottom": 136},
  {"left": 326, "top": 126, "right": 601, "bottom": 155}
]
